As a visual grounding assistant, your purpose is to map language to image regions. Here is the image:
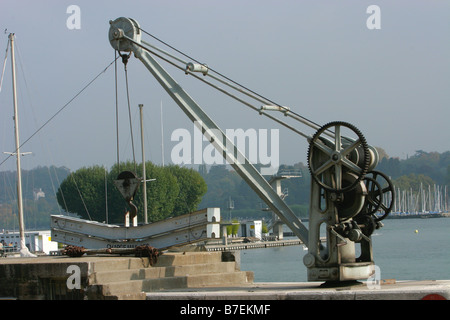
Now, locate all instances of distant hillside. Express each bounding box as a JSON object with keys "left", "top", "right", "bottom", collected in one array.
[
  {"left": 0, "top": 150, "right": 447, "bottom": 228},
  {"left": 0, "top": 166, "right": 70, "bottom": 230},
  {"left": 198, "top": 150, "right": 449, "bottom": 219},
  {"left": 376, "top": 150, "right": 449, "bottom": 184},
  {"left": 0, "top": 166, "right": 70, "bottom": 203}
]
